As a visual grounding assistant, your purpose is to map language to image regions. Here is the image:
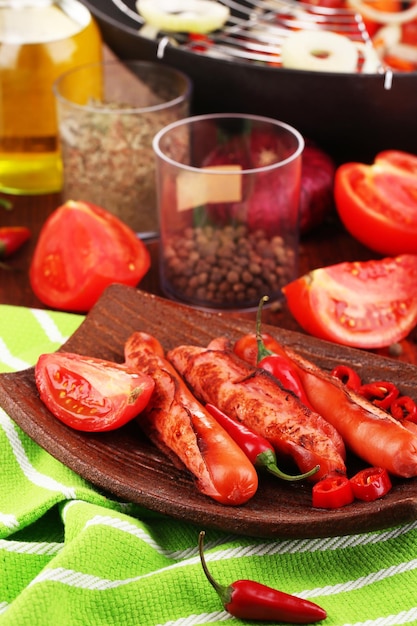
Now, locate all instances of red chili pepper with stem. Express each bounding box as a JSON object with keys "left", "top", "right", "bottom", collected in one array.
[
  {"left": 198, "top": 531, "right": 327, "bottom": 623},
  {"left": 331, "top": 365, "right": 362, "bottom": 390},
  {"left": 252, "top": 296, "right": 316, "bottom": 410},
  {"left": 0, "top": 226, "right": 30, "bottom": 258},
  {"left": 205, "top": 403, "right": 319, "bottom": 481}
]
